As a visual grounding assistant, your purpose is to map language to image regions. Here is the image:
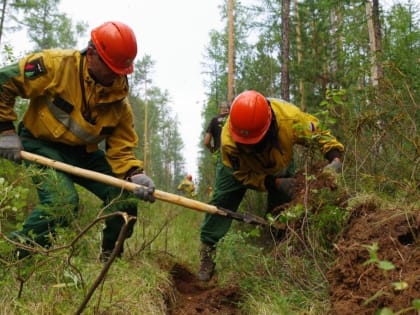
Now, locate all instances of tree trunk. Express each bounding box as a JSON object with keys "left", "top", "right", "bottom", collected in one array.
[
  {"left": 366, "top": 0, "right": 383, "bottom": 86},
  {"left": 143, "top": 75, "right": 149, "bottom": 171},
  {"left": 281, "top": 0, "right": 290, "bottom": 101},
  {"left": 329, "top": 6, "right": 340, "bottom": 89},
  {"left": 293, "top": 0, "right": 305, "bottom": 110},
  {"left": 0, "top": 0, "right": 7, "bottom": 46},
  {"left": 372, "top": 0, "right": 383, "bottom": 82},
  {"left": 228, "top": 0, "right": 235, "bottom": 102}
]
